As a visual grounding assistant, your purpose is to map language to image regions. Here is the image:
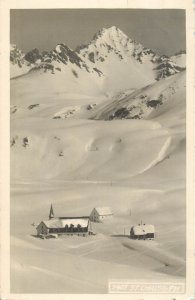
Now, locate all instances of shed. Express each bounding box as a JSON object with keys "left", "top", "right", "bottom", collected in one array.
[
  {"left": 130, "top": 224, "right": 155, "bottom": 240},
  {"left": 90, "top": 207, "right": 113, "bottom": 222}
]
